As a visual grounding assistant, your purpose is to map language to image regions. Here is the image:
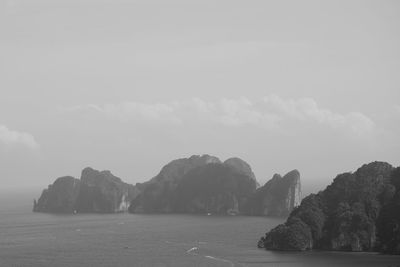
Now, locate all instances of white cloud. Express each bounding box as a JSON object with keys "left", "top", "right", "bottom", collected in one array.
[
  {"left": 62, "top": 95, "right": 375, "bottom": 137},
  {"left": 190, "top": 97, "right": 215, "bottom": 113},
  {"left": 217, "top": 97, "right": 279, "bottom": 128},
  {"left": 0, "top": 125, "right": 39, "bottom": 149},
  {"left": 263, "top": 95, "right": 375, "bottom": 136}
]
